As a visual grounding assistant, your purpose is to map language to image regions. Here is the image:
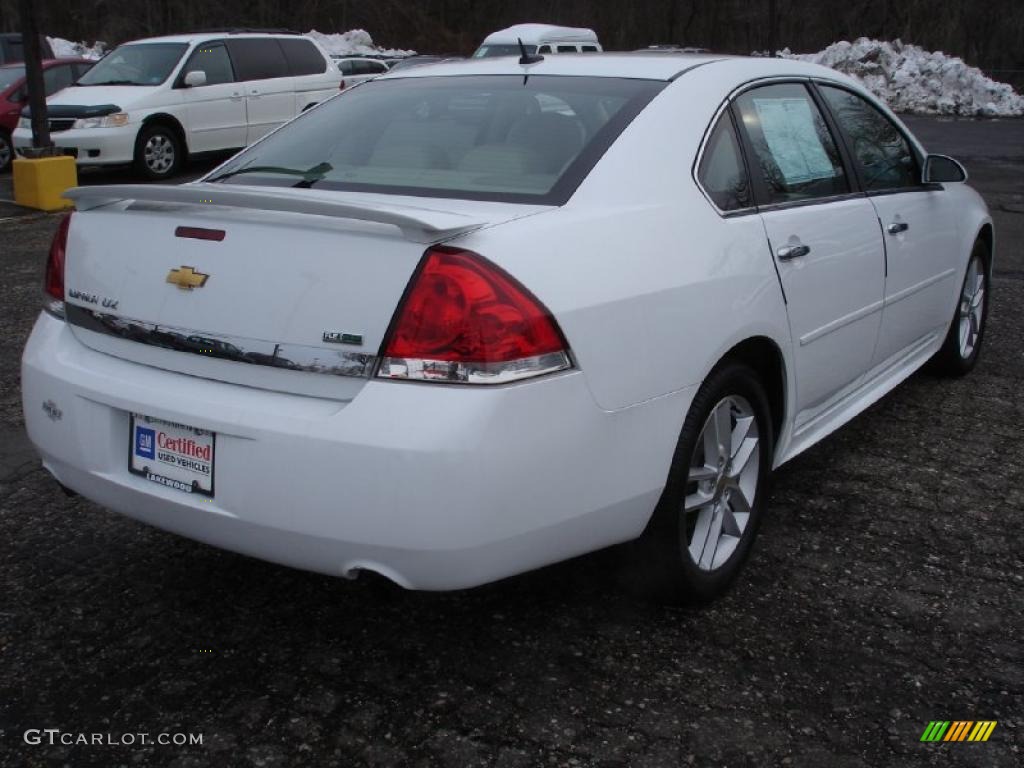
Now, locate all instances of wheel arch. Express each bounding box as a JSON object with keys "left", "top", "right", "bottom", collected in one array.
[
  {"left": 976, "top": 221, "right": 994, "bottom": 270},
  {"left": 139, "top": 113, "right": 189, "bottom": 155},
  {"left": 718, "top": 336, "right": 787, "bottom": 448}
]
